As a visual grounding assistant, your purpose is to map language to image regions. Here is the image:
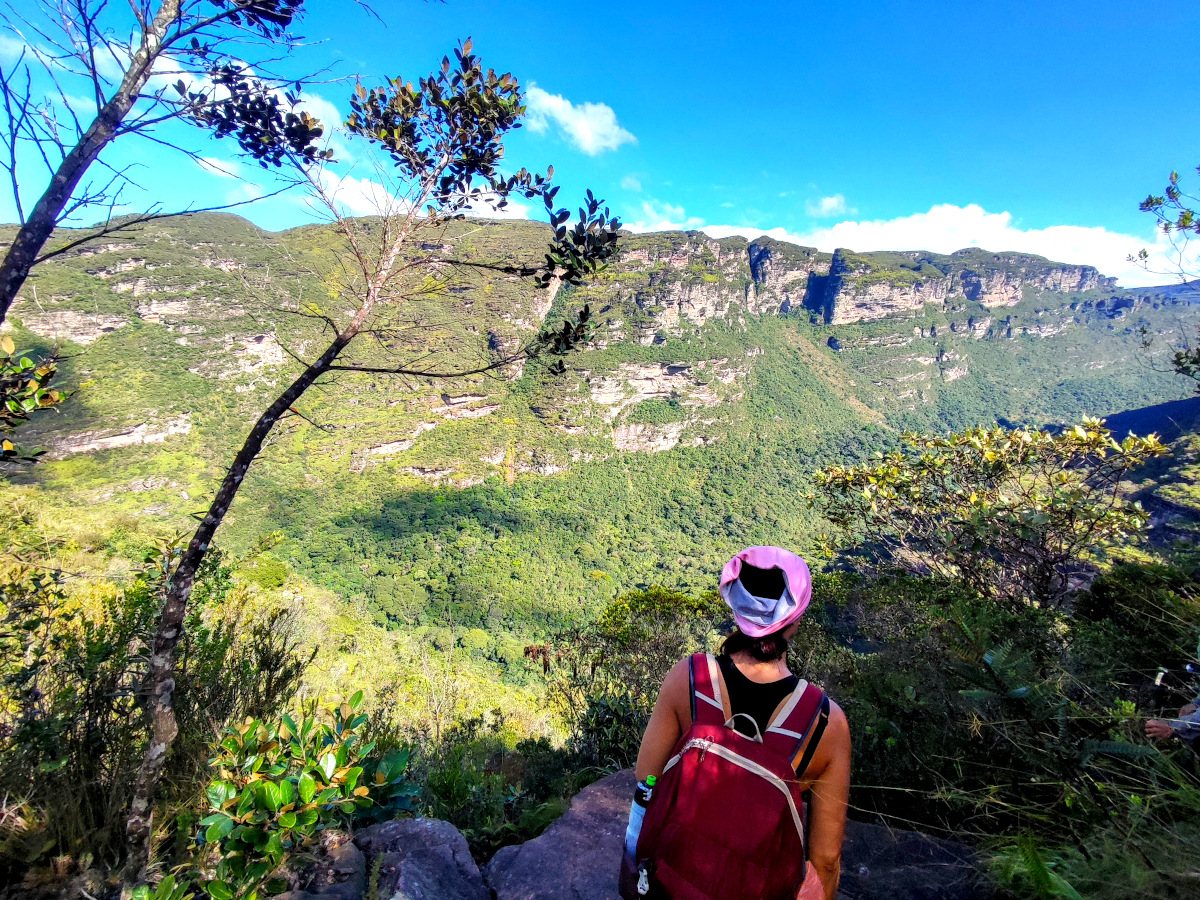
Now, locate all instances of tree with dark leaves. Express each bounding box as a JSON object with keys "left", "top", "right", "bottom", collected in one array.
[
  {"left": 0, "top": 0, "right": 338, "bottom": 324},
  {"left": 124, "top": 38, "right": 621, "bottom": 885}
]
